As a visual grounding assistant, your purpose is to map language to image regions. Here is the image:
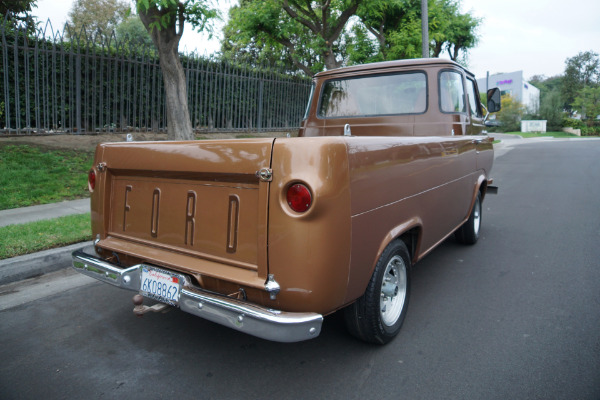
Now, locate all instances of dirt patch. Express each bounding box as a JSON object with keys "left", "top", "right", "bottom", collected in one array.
[{"left": 0, "top": 131, "right": 297, "bottom": 152}]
